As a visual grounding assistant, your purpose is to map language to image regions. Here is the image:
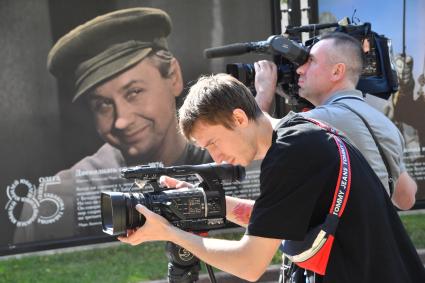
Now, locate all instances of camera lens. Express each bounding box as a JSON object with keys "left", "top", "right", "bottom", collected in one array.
[
  {"left": 127, "top": 193, "right": 147, "bottom": 230},
  {"left": 101, "top": 192, "right": 126, "bottom": 235},
  {"left": 100, "top": 192, "right": 146, "bottom": 236}
]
